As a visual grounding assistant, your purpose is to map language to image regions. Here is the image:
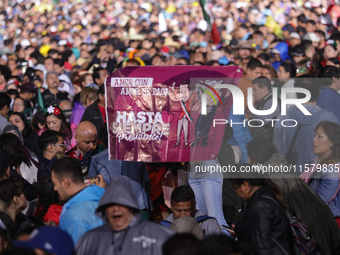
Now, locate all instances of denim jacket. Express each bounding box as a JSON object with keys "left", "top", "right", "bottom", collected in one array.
[
  {"left": 309, "top": 162, "right": 340, "bottom": 217},
  {"left": 88, "top": 150, "right": 152, "bottom": 210}
]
